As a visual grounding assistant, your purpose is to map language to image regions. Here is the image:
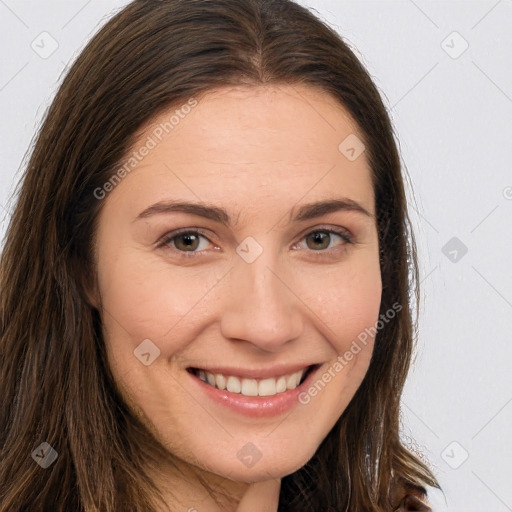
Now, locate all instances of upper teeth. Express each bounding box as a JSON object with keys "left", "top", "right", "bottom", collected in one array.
[{"left": 196, "top": 368, "right": 307, "bottom": 397}]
